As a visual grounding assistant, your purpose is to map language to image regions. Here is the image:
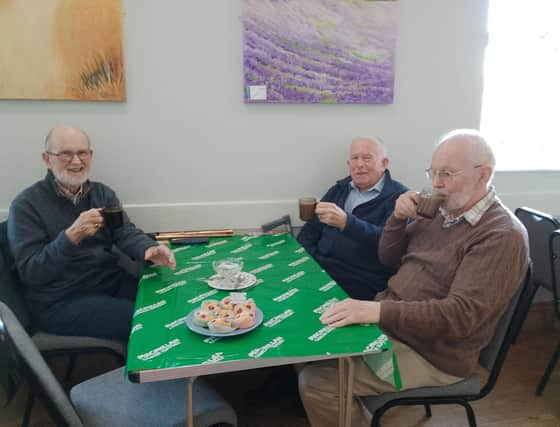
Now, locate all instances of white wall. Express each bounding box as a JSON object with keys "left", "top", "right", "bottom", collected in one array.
[{"left": 1, "top": 0, "right": 559, "bottom": 233}]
